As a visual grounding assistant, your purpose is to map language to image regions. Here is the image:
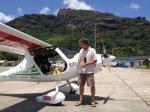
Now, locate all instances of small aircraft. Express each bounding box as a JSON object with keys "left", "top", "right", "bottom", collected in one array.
[{"left": 0, "top": 23, "right": 116, "bottom": 104}]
